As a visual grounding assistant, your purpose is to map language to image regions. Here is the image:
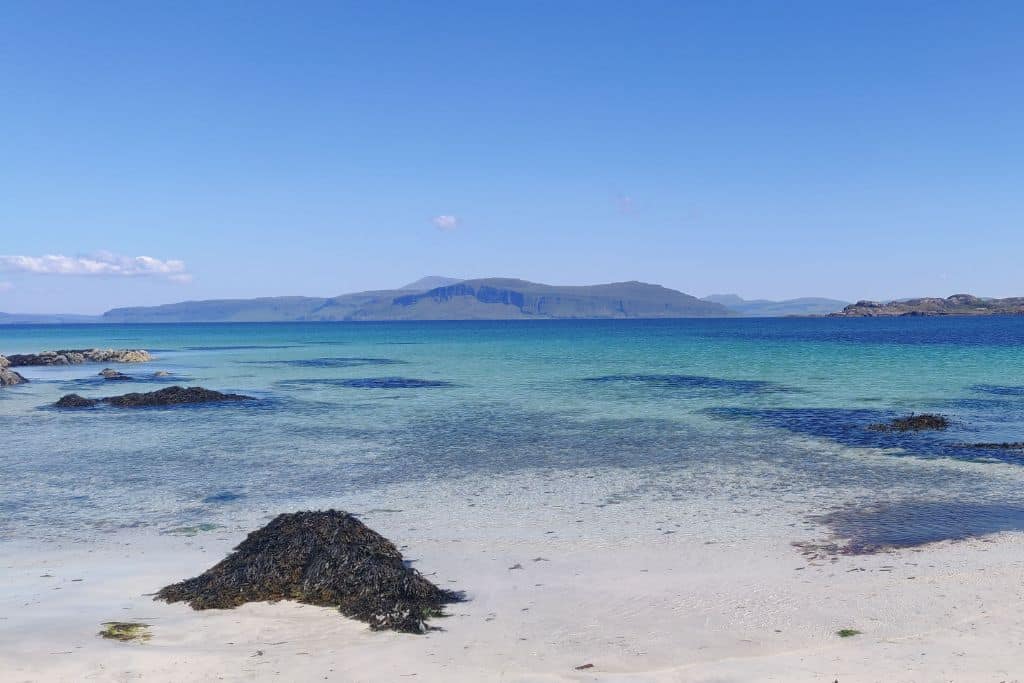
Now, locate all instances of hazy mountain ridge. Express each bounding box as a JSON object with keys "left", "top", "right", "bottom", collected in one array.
[
  {"left": 100, "top": 278, "right": 732, "bottom": 322},
  {"left": 0, "top": 312, "right": 103, "bottom": 324},
  {"left": 703, "top": 294, "right": 849, "bottom": 316}
]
